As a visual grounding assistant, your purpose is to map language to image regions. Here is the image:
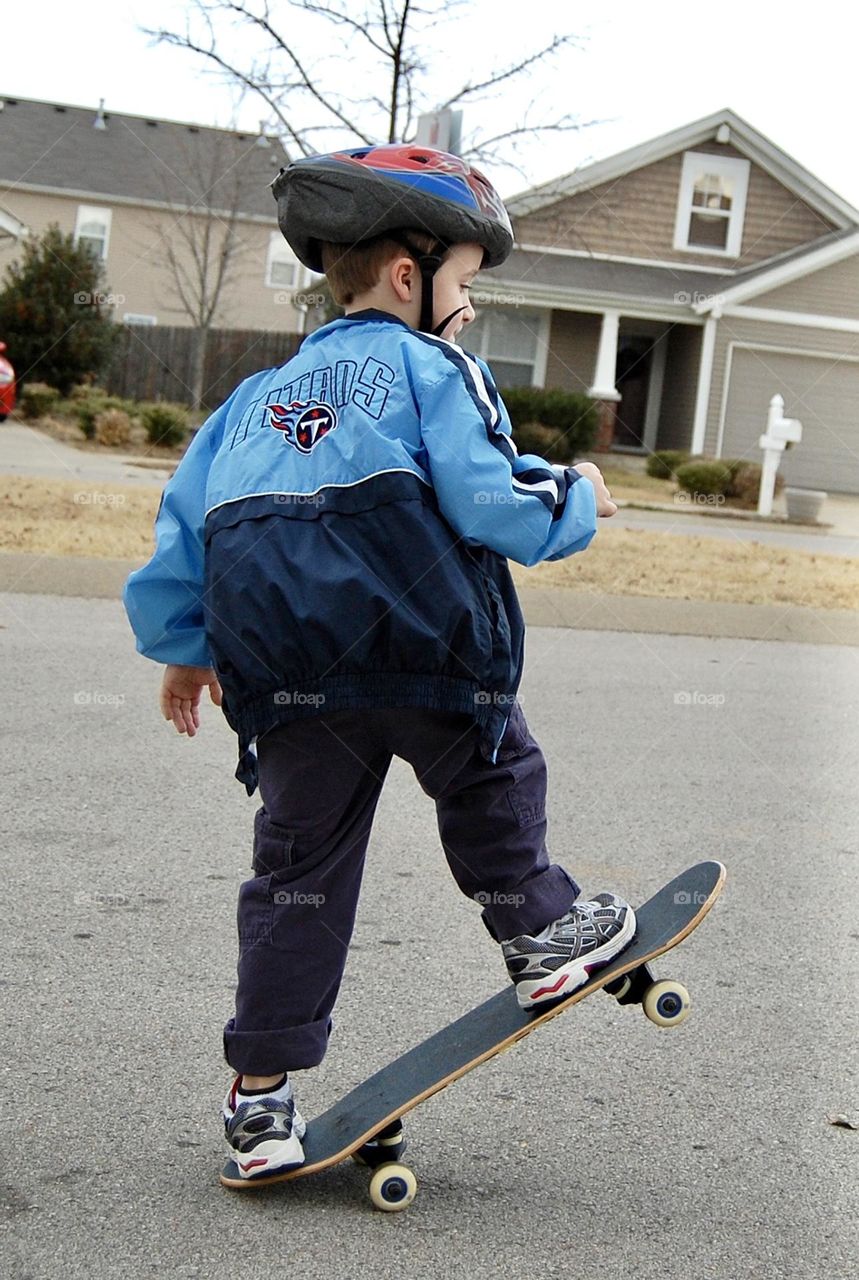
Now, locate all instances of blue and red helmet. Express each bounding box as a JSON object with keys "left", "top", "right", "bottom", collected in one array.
[{"left": 271, "top": 143, "right": 513, "bottom": 273}]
